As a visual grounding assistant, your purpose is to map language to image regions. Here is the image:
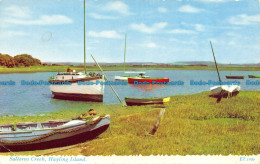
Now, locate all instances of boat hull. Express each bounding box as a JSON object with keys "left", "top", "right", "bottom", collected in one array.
[
  {"left": 50, "top": 78, "right": 104, "bottom": 102},
  {"left": 0, "top": 116, "right": 110, "bottom": 152},
  {"left": 210, "top": 85, "right": 240, "bottom": 98},
  {"left": 128, "top": 78, "right": 169, "bottom": 84},
  {"left": 248, "top": 75, "right": 260, "bottom": 78},
  {"left": 125, "top": 97, "right": 170, "bottom": 106},
  {"left": 225, "top": 76, "right": 245, "bottom": 79}
]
